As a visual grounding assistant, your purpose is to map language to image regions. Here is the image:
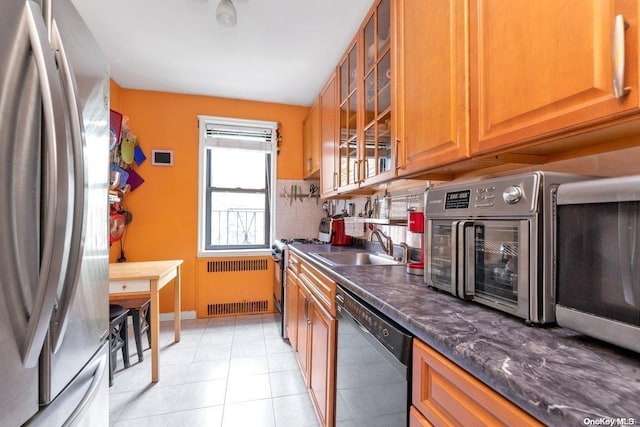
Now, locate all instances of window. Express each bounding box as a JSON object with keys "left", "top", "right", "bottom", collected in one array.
[{"left": 198, "top": 116, "right": 277, "bottom": 255}]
